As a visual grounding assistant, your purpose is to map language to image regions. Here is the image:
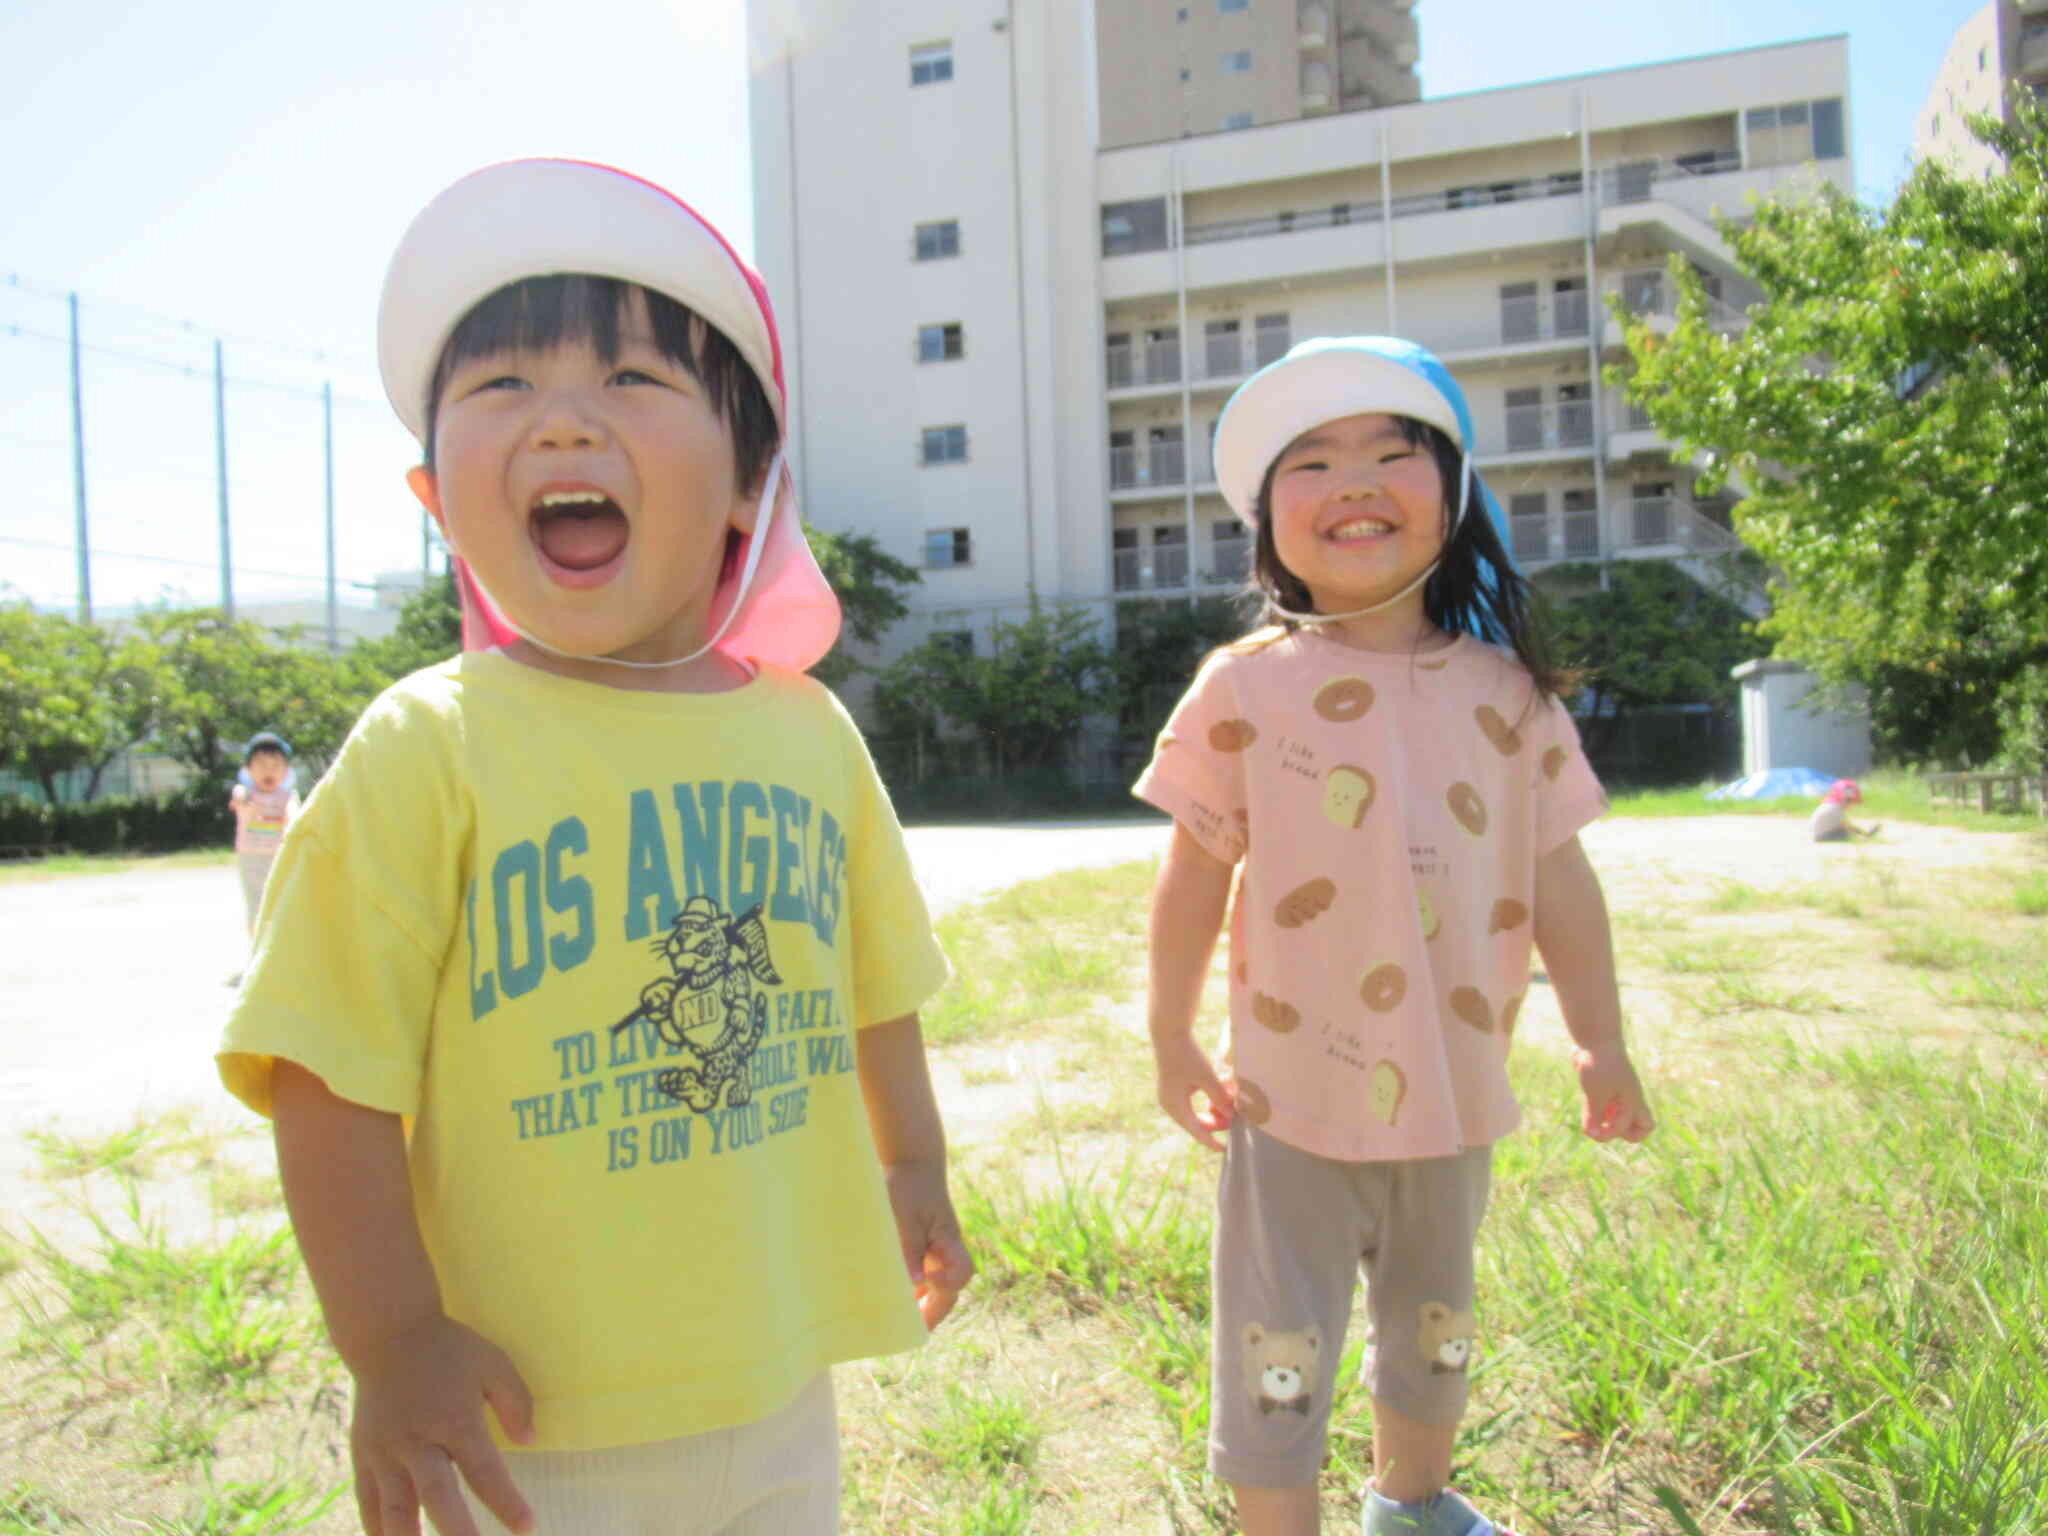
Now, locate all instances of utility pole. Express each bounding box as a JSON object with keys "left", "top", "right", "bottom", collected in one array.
[
  {"left": 68, "top": 293, "right": 91, "bottom": 622},
  {"left": 214, "top": 339, "right": 233, "bottom": 618}
]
